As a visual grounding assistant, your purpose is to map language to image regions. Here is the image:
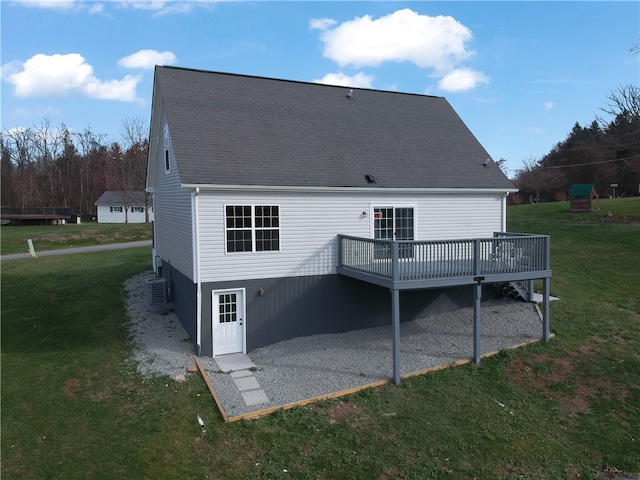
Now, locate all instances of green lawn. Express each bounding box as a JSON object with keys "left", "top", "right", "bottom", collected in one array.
[
  {"left": 0, "top": 222, "right": 152, "bottom": 255},
  {"left": 1, "top": 198, "right": 639, "bottom": 479}
]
